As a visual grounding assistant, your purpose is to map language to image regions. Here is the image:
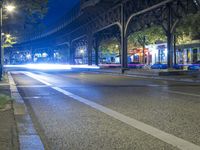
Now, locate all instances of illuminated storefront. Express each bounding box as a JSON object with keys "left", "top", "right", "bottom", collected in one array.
[
  {"left": 128, "top": 48, "right": 151, "bottom": 64},
  {"left": 75, "top": 46, "right": 88, "bottom": 64},
  {"left": 176, "top": 41, "right": 200, "bottom": 64},
  {"left": 132, "top": 43, "right": 168, "bottom": 65}
]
